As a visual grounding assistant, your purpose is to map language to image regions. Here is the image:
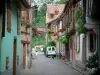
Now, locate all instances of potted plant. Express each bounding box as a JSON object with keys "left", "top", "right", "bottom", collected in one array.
[{"left": 86, "top": 53, "right": 98, "bottom": 69}]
